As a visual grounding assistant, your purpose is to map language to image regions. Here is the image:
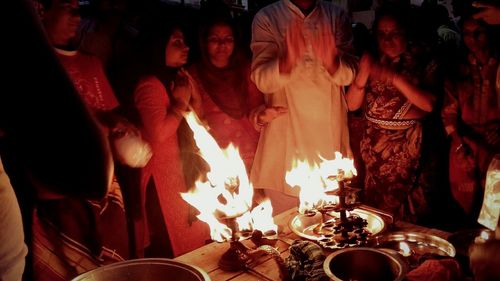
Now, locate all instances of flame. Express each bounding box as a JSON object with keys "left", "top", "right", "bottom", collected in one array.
[
  {"left": 285, "top": 152, "right": 357, "bottom": 214},
  {"left": 480, "top": 230, "right": 490, "bottom": 241},
  {"left": 399, "top": 242, "right": 412, "bottom": 257},
  {"left": 180, "top": 111, "right": 276, "bottom": 242}
]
